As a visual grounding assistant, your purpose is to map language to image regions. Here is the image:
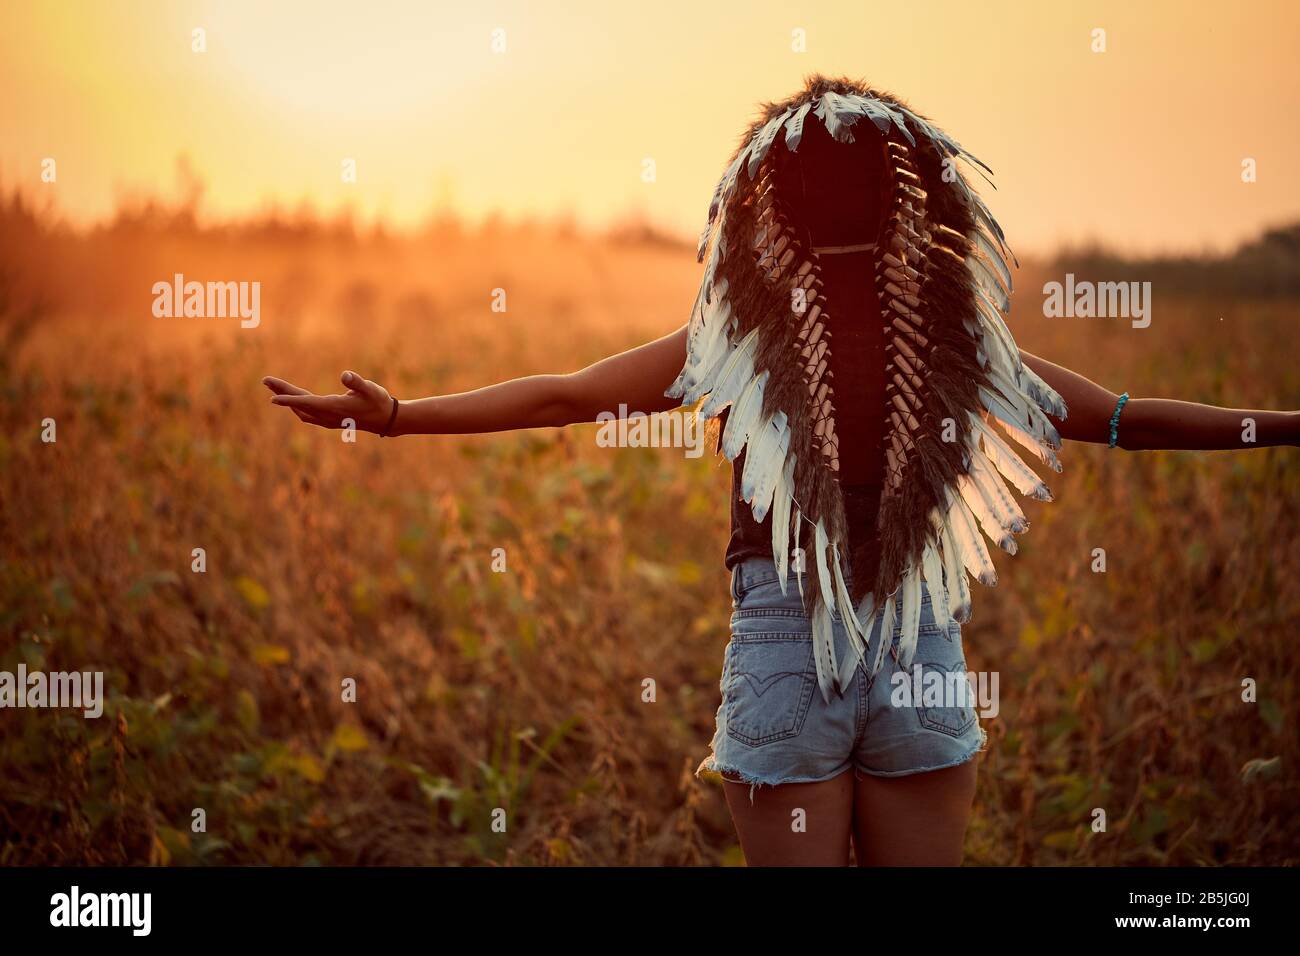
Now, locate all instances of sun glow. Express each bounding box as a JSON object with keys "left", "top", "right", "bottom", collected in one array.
[{"left": 2, "top": 0, "right": 1299, "bottom": 252}]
